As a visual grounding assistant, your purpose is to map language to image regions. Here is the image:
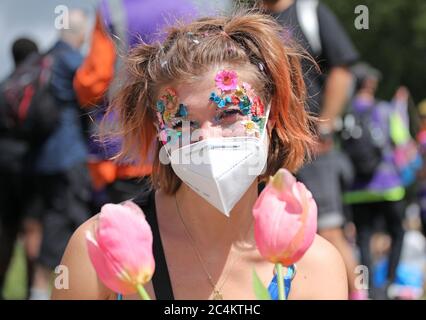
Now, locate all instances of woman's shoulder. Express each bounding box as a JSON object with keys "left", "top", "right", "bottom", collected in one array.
[
  {"left": 65, "top": 214, "right": 100, "bottom": 255},
  {"left": 51, "top": 215, "right": 114, "bottom": 300},
  {"left": 304, "top": 234, "right": 346, "bottom": 267},
  {"left": 292, "top": 234, "right": 348, "bottom": 299}
]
